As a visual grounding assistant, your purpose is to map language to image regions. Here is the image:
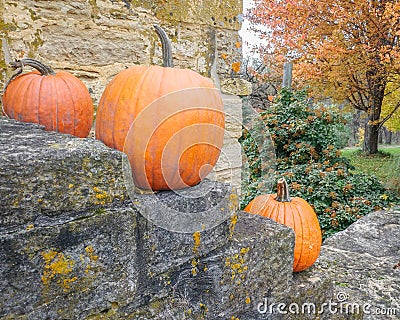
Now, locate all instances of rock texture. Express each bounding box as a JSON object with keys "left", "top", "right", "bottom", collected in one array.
[
  {"left": 214, "top": 94, "right": 243, "bottom": 193},
  {"left": 221, "top": 78, "right": 253, "bottom": 96},
  {"left": 0, "top": 117, "right": 332, "bottom": 320},
  {"left": 301, "top": 208, "right": 400, "bottom": 320},
  {"left": 0, "top": 0, "right": 243, "bottom": 100},
  {"left": 0, "top": 118, "right": 127, "bottom": 230},
  {"left": 1, "top": 205, "right": 139, "bottom": 320}
]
